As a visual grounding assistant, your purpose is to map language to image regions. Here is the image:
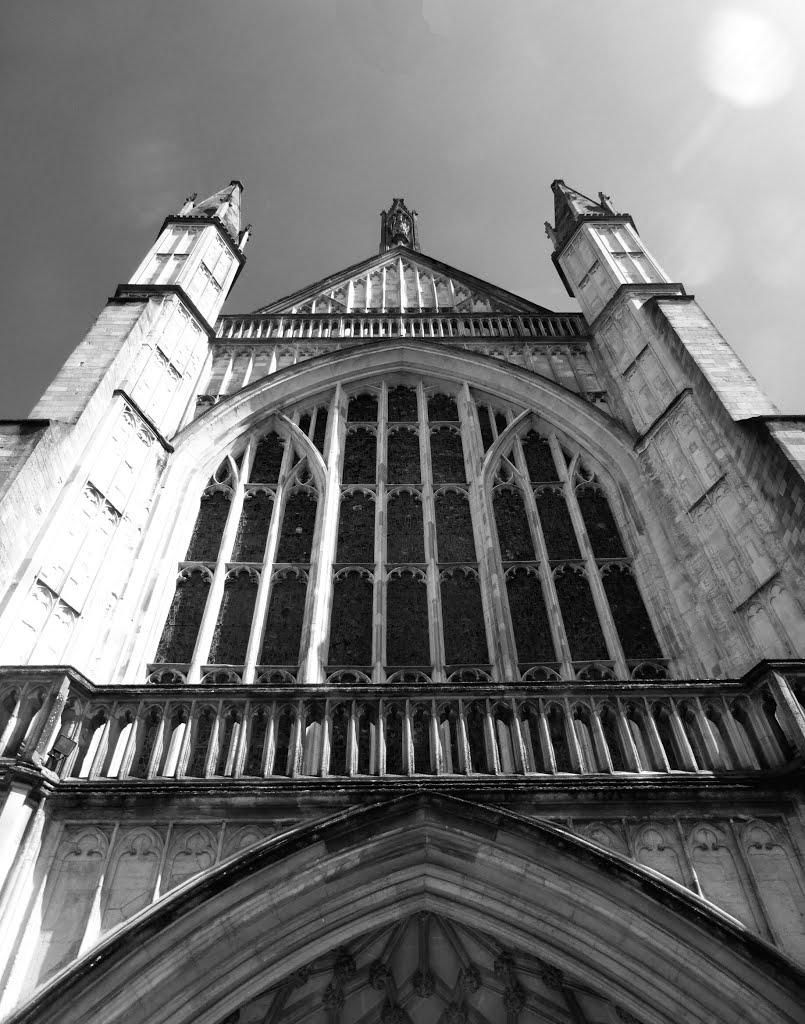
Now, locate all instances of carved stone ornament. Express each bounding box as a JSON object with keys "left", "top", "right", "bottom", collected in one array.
[
  {"left": 321, "top": 982, "right": 344, "bottom": 1010},
  {"left": 412, "top": 969, "right": 434, "bottom": 997},
  {"left": 537, "top": 961, "right": 563, "bottom": 990},
  {"left": 380, "top": 1001, "right": 405, "bottom": 1024},
  {"left": 503, "top": 984, "right": 526, "bottom": 1013},
  {"left": 334, "top": 948, "right": 356, "bottom": 982},
  {"left": 444, "top": 1003, "right": 468, "bottom": 1024},
  {"left": 615, "top": 1009, "right": 641, "bottom": 1024},
  {"left": 369, "top": 959, "right": 392, "bottom": 990},
  {"left": 458, "top": 963, "right": 481, "bottom": 993},
  {"left": 493, "top": 951, "right": 515, "bottom": 977}
]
